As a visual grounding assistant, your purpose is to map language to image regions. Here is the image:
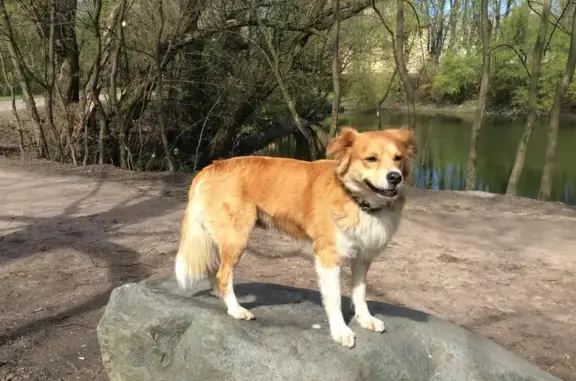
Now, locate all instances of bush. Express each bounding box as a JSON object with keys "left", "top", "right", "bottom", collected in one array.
[
  {"left": 343, "top": 68, "right": 402, "bottom": 112},
  {"left": 431, "top": 52, "right": 479, "bottom": 104}
]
